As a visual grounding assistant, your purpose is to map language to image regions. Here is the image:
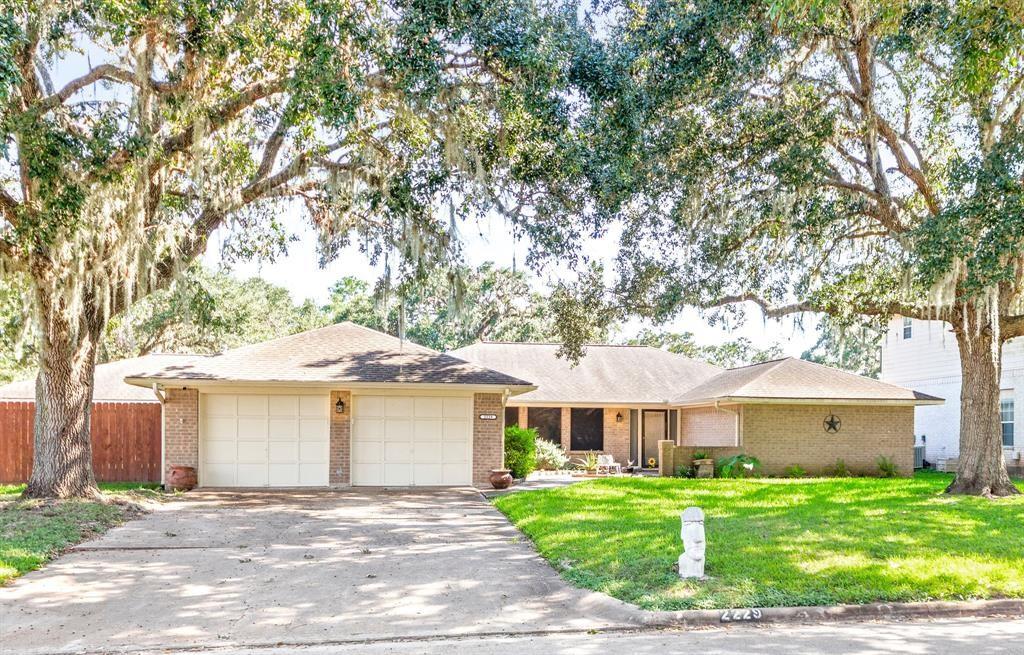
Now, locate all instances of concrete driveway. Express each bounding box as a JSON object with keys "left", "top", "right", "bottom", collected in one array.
[{"left": 0, "top": 488, "right": 632, "bottom": 654}]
